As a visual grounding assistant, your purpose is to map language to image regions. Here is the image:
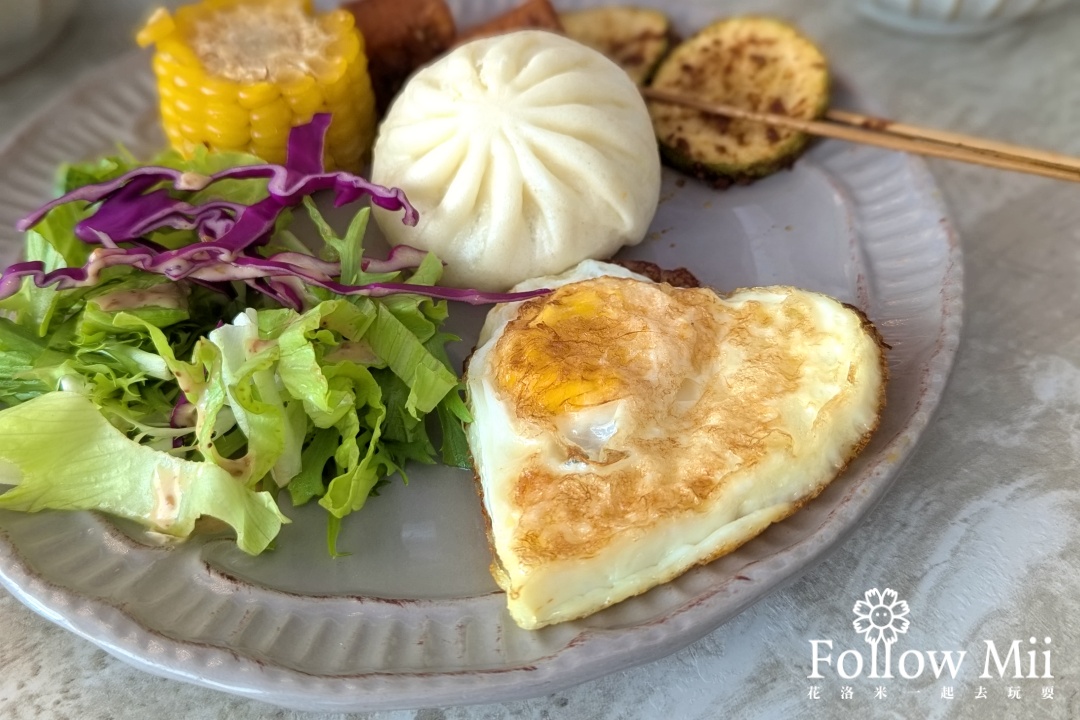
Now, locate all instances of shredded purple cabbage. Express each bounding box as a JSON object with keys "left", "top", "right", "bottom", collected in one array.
[
  {"left": 3, "top": 115, "right": 548, "bottom": 308},
  {"left": 0, "top": 251, "right": 547, "bottom": 306},
  {"left": 17, "top": 114, "right": 418, "bottom": 250}
]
